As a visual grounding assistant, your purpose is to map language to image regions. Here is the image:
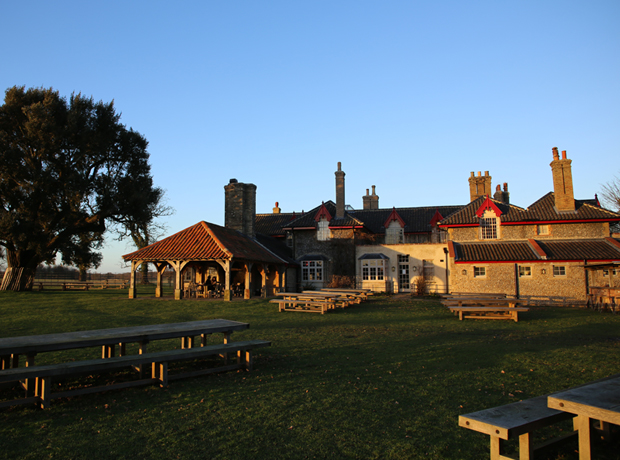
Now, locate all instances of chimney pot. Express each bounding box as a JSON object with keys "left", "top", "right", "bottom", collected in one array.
[
  {"left": 562, "top": 150, "right": 567, "bottom": 160},
  {"left": 366, "top": 189, "right": 369, "bottom": 196},
  {"left": 552, "top": 147, "right": 559, "bottom": 160},
  {"left": 503, "top": 182, "right": 508, "bottom": 191},
  {"left": 478, "top": 171, "right": 481, "bottom": 177}
]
